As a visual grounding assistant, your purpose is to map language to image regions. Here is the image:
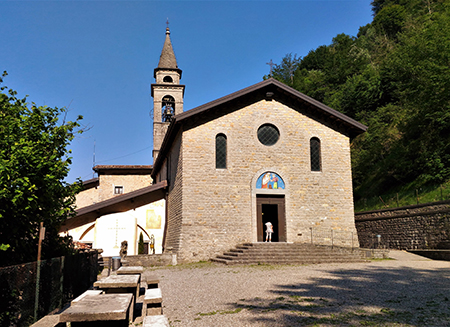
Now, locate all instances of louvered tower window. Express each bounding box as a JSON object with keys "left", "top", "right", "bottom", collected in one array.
[
  {"left": 216, "top": 134, "right": 227, "bottom": 169},
  {"left": 310, "top": 137, "right": 321, "bottom": 172}
]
